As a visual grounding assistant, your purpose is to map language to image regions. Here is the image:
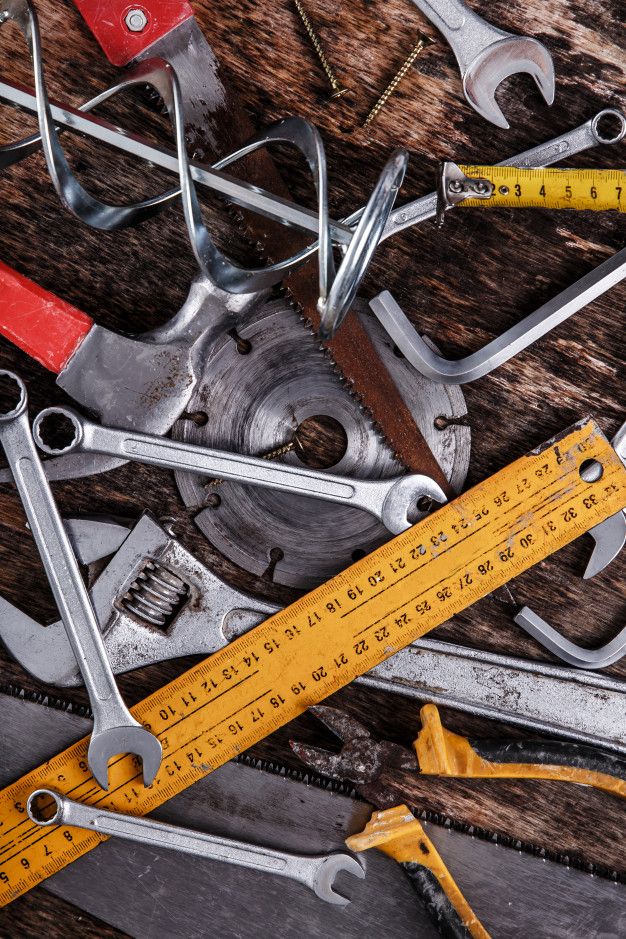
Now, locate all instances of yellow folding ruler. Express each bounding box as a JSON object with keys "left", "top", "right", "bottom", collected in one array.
[
  {"left": 1, "top": 418, "right": 625, "bottom": 906},
  {"left": 446, "top": 164, "right": 626, "bottom": 212}
]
